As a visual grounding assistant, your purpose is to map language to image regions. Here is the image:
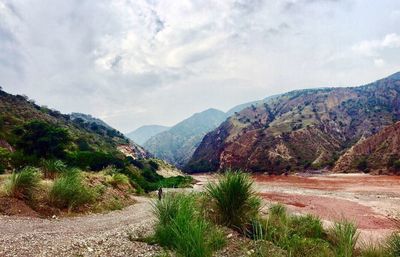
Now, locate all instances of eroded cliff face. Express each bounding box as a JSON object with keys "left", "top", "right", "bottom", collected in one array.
[
  {"left": 333, "top": 122, "right": 400, "bottom": 174},
  {"left": 187, "top": 73, "right": 400, "bottom": 173}
]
